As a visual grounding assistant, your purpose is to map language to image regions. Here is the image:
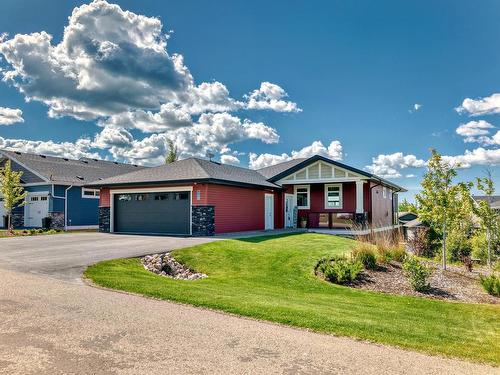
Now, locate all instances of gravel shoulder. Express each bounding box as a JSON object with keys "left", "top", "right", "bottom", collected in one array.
[{"left": 0, "top": 268, "right": 497, "bottom": 375}]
